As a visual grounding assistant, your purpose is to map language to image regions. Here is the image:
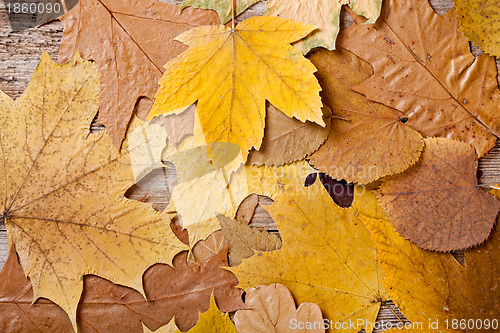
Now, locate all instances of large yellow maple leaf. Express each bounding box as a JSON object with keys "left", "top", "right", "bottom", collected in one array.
[
  {"left": 358, "top": 191, "right": 500, "bottom": 333},
  {"left": 229, "top": 180, "right": 389, "bottom": 333},
  {"left": 0, "top": 54, "right": 187, "bottom": 327},
  {"left": 149, "top": 16, "right": 324, "bottom": 160}
]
